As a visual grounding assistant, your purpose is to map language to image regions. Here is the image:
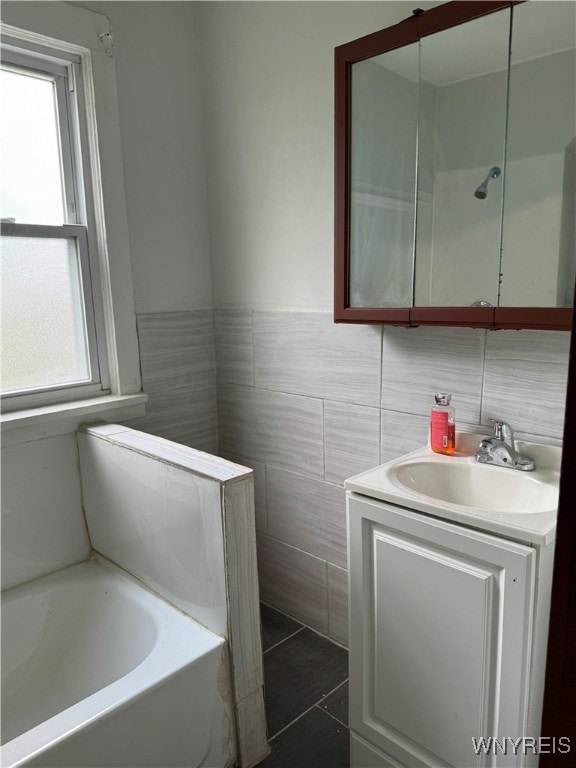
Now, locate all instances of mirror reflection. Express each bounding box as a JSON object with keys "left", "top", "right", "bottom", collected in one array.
[
  {"left": 501, "top": 1, "right": 576, "bottom": 308},
  {"left": 348, "top": 2, "right": 576, "bottom": 311},
  {"left": 349, "top": 44, "right": 418, "bottom": 308},
  {"left": 414, "top": 9, "right": 510, "bottom": 307}
]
